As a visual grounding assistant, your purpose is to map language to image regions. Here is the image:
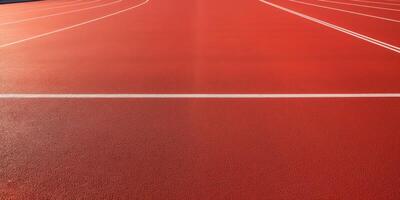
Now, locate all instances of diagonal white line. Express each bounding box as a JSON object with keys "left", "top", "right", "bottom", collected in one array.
[
  {"left": 259, "top": 0, "right": 400, "bottom": 53},
  {"left": 0, "top": 93, "right": 400, "bottom": 99},
  {"left": 349, "top": 0, "right": 400, "bottom": 6},
  {"left": 0, "top": 0, "right": 150, "bottom": 48},
  {"left": 289, "top": 0, "right": 400, "bottom": 23},
  {"left": 0, "top": 0, "right": 104, "bottom": 17},
  {"left": 317, "top": 0, "right": 400, "bottom": 11},
  {"left": 0, "top": 0, "right": 123, "bottom": 26}
]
